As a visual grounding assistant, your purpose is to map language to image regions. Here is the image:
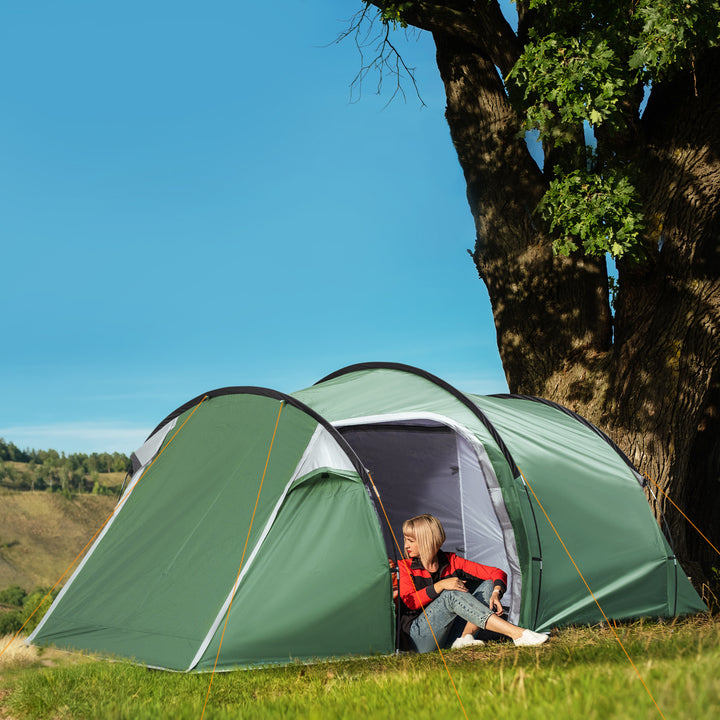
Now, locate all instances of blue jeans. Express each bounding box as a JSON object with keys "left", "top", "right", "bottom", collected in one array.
[{"left": 409, "top": 579, "right": 495, "bottom": 653}]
